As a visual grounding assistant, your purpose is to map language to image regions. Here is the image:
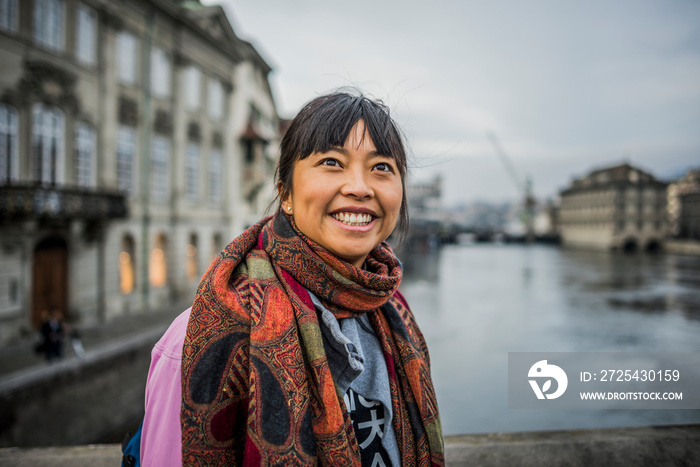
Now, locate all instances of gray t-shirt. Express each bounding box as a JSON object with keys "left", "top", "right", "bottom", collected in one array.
[{"left": 310, "top": 292, "right": 401, "bottom": 467}]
